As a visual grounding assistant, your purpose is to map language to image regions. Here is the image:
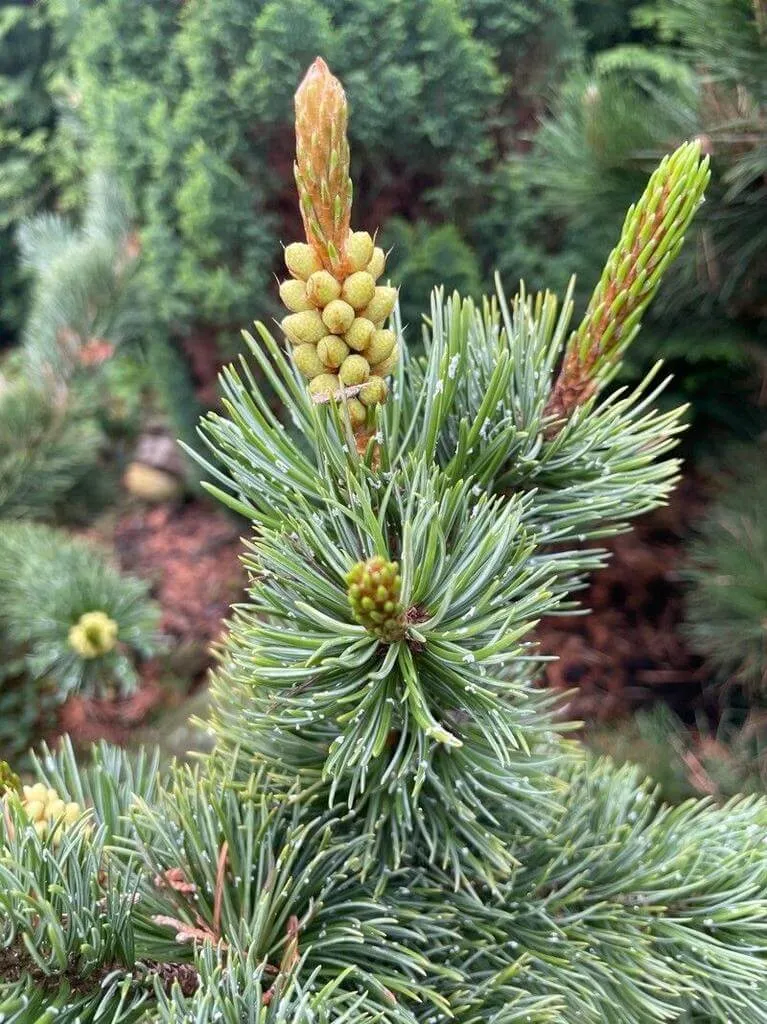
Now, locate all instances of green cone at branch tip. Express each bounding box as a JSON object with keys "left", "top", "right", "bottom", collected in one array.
[{"left": 346, "top": 556, "right": 405, "bottom": 643}]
